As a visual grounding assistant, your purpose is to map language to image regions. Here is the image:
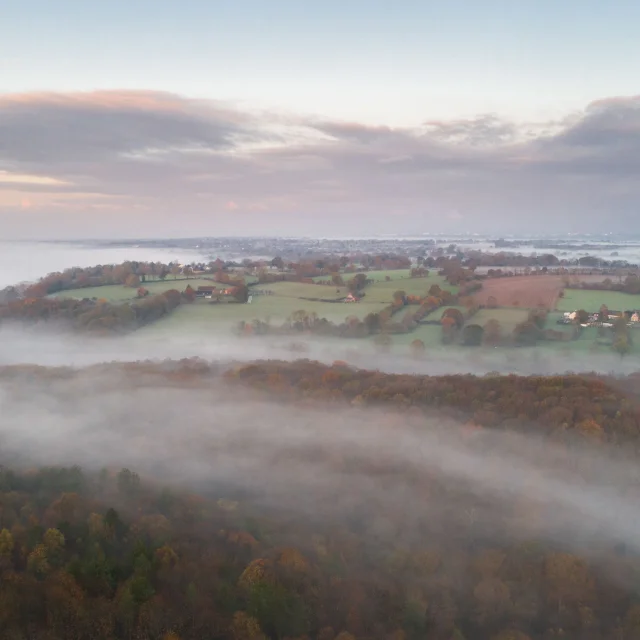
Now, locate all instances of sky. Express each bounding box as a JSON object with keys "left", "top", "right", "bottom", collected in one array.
[{"left": 1, "top": 0, "right": 640, "bottom": 238}]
